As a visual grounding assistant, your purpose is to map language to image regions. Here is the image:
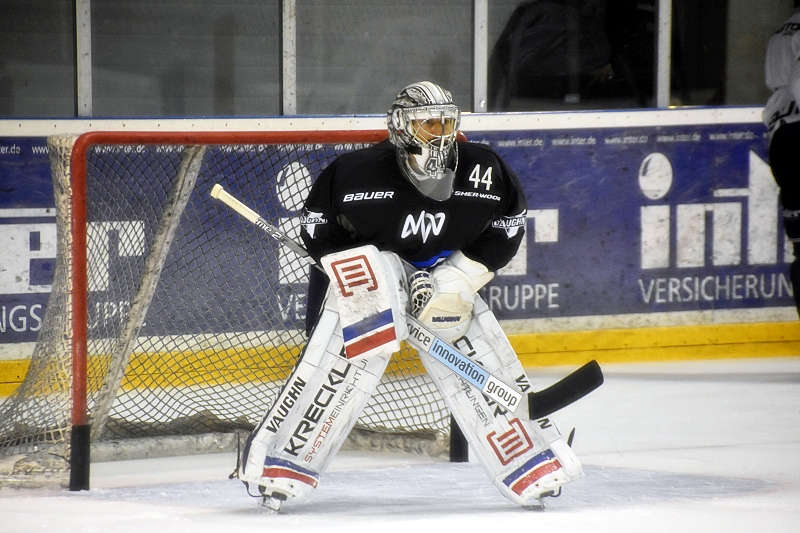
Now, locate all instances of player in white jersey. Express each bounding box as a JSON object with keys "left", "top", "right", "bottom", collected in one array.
[{"left": 764, "top": 1, "right": 800, "bottom": 314}]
